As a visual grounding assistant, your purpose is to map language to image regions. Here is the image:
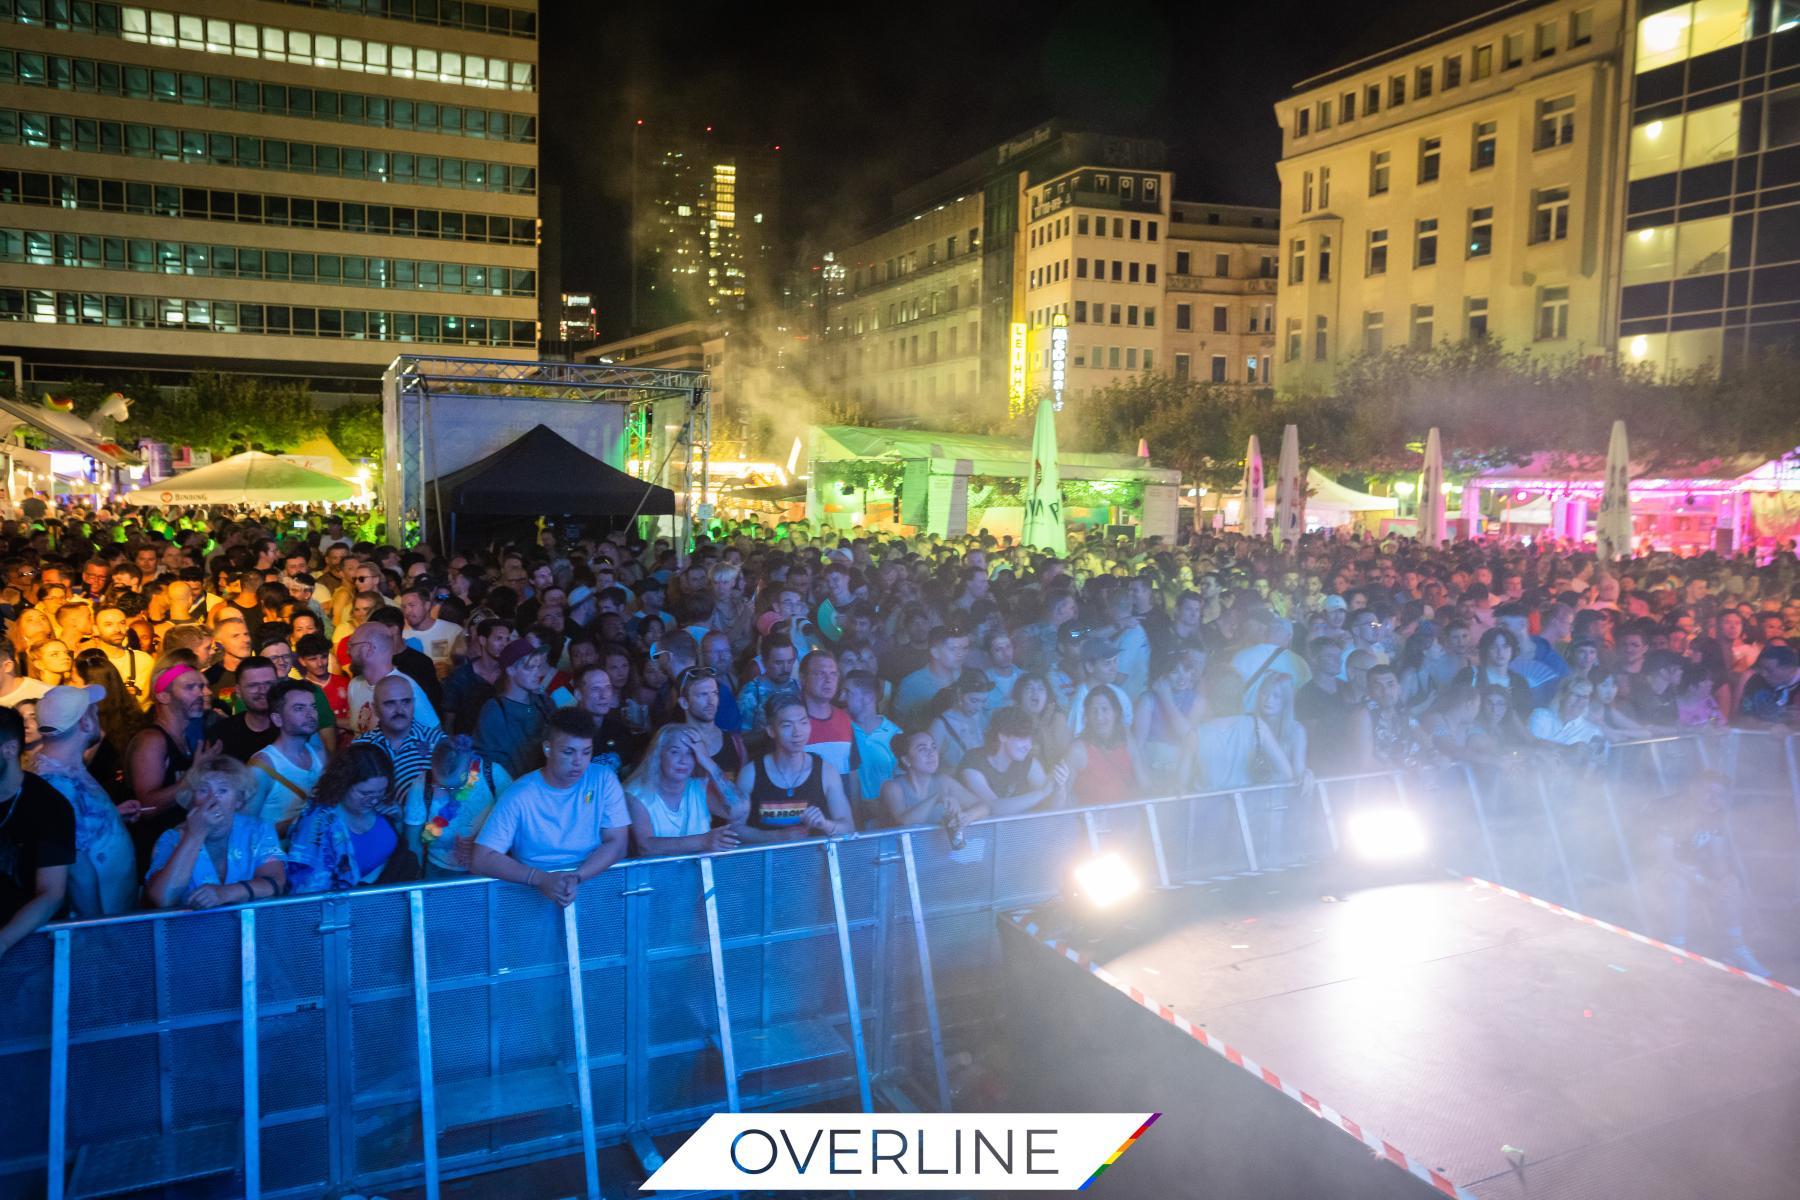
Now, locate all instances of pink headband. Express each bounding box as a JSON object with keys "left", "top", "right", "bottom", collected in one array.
[{"left": 152, "top": 664, "right": 197, "bottom": 695}]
